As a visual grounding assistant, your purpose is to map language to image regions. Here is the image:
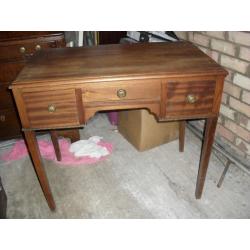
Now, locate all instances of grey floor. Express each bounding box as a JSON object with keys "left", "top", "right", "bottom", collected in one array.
[{"left": 0, "top": 113, "right": 249, "bottom": 218}]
